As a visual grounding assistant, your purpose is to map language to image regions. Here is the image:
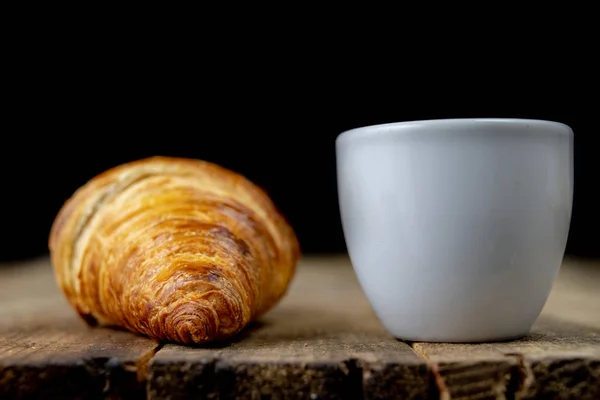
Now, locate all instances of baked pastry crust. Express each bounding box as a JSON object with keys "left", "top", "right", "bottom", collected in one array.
[{"left": 49, "top": 156, "right": 300, "bottom": 344}]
